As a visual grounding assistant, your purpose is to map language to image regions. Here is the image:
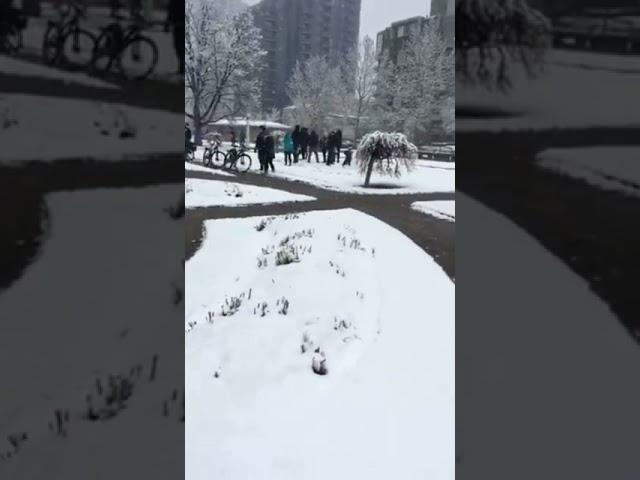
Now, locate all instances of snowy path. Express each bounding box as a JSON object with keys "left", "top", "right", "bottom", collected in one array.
[
  {"left": 185, "top": 168, "right": 456, "bottom": 280},
  {"left": 457, "top": 127, "right": 640, "bottom": 338}
]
